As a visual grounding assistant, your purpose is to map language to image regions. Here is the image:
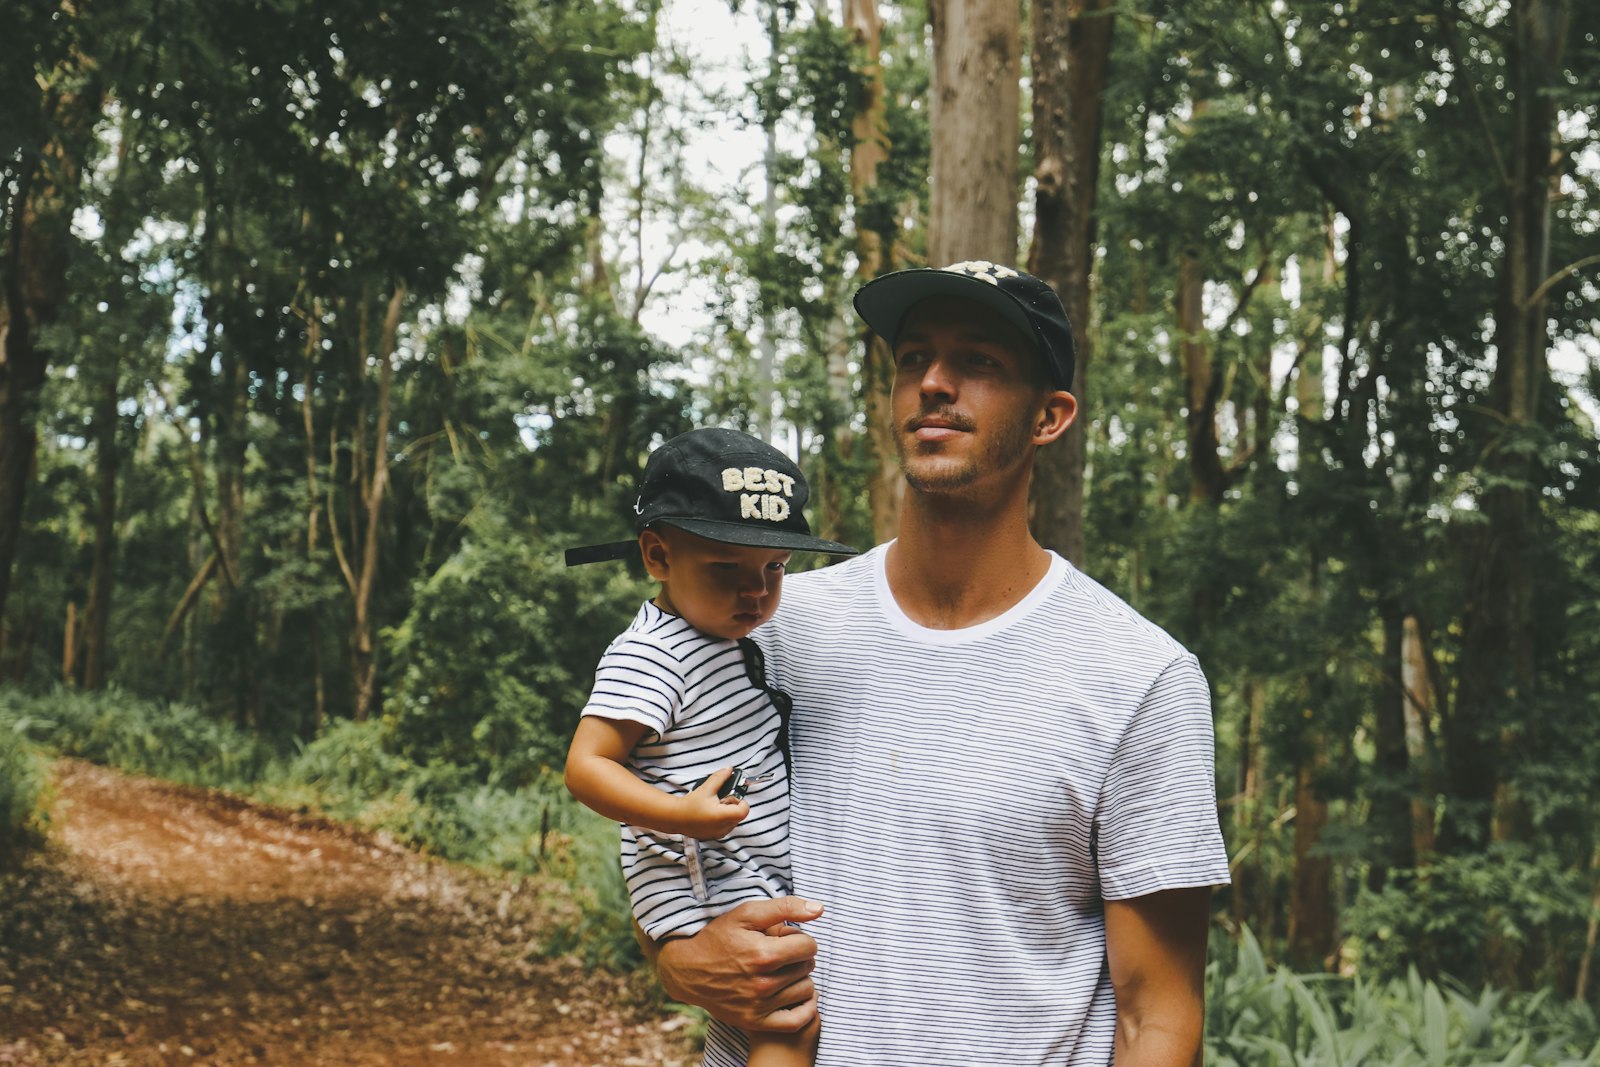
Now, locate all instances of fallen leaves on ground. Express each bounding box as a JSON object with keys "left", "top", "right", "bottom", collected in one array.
[{"left": 0, "top": 761, "right": 700, "bottom": 1066}]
